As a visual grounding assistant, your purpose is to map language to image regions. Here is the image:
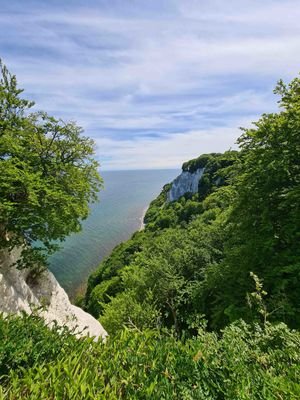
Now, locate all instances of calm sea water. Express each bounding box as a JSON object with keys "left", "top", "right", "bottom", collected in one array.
[{"left": 48, "top": 169, "right": 179, "bottom": 297}]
